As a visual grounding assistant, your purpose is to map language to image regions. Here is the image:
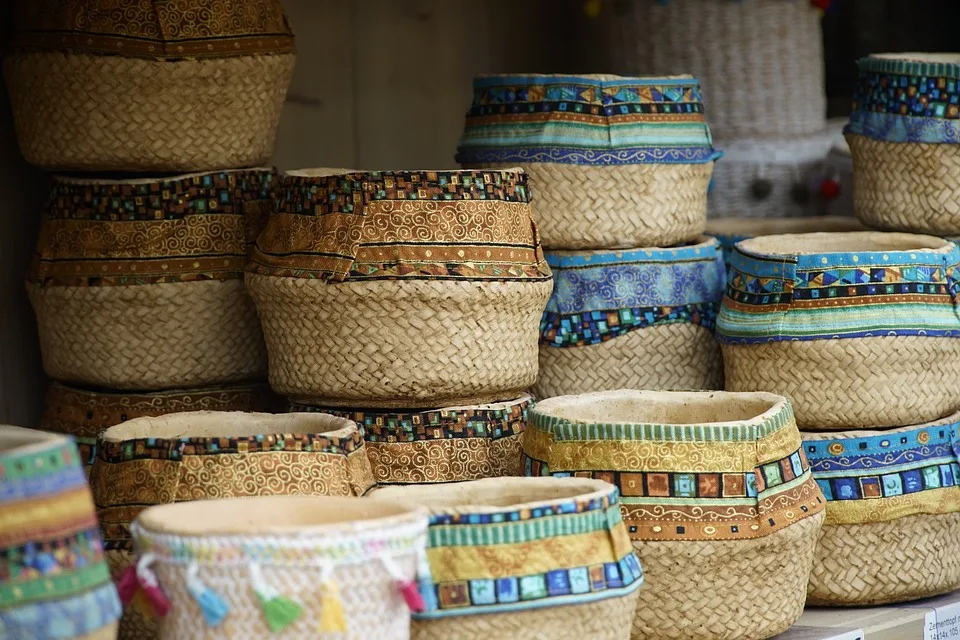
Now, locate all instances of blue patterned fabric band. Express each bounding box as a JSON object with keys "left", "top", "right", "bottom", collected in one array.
[
  {"left": 457, "top": 74, "right": 720, "bottom": 166},
  {"left": 0, "top": 579, "right": 121, "bottom": 640},
  {"left": 541, "top": 238, "right": 725, "bottom": 347}
]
